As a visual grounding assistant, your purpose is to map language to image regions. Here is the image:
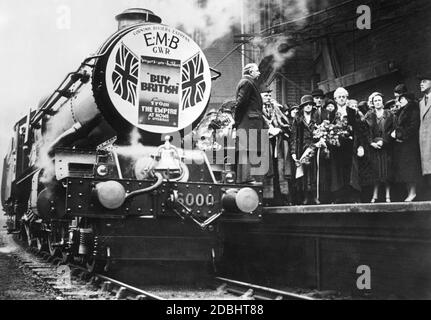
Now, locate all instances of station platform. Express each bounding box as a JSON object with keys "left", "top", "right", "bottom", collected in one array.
[
  {"left": 219, "top": 202, "right": 431, "bottom": 299},
  {"left": 264, "top": 201, "right": 431, "bottom": 215}
]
